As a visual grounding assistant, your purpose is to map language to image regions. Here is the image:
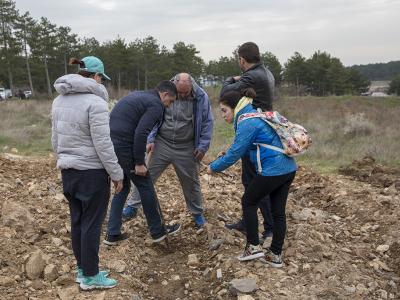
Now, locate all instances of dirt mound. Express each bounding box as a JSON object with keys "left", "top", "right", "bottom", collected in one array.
[
  {"left": 0, "top": 155, "right": 399, "bottom": 299},
  {"left": 339, "top": 156, "right": 400, "bottom": 190}
]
